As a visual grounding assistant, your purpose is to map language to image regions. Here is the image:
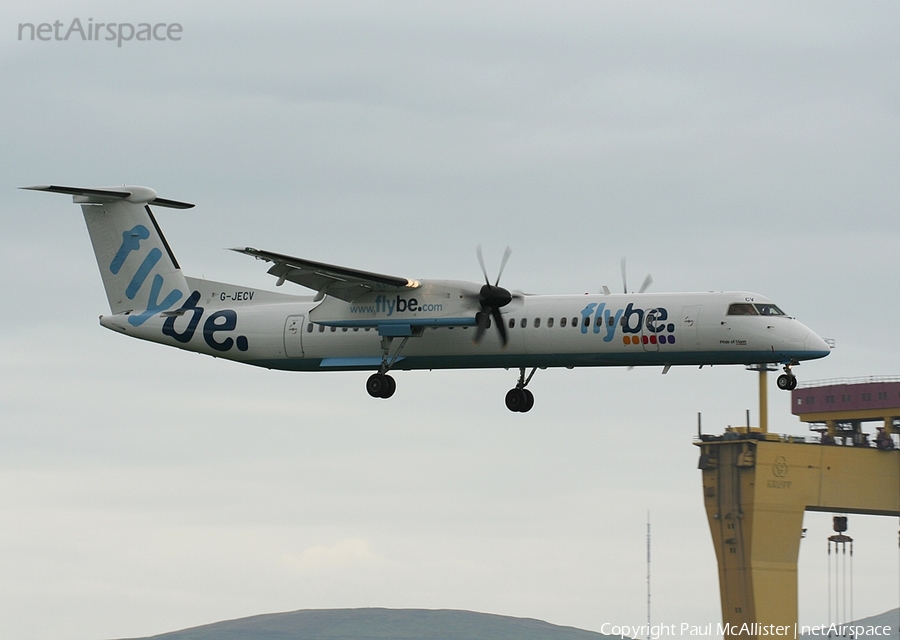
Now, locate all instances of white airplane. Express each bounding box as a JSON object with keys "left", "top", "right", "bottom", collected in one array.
[{"left": 26, "top": 184, "right": 832, "bottom": 412}]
